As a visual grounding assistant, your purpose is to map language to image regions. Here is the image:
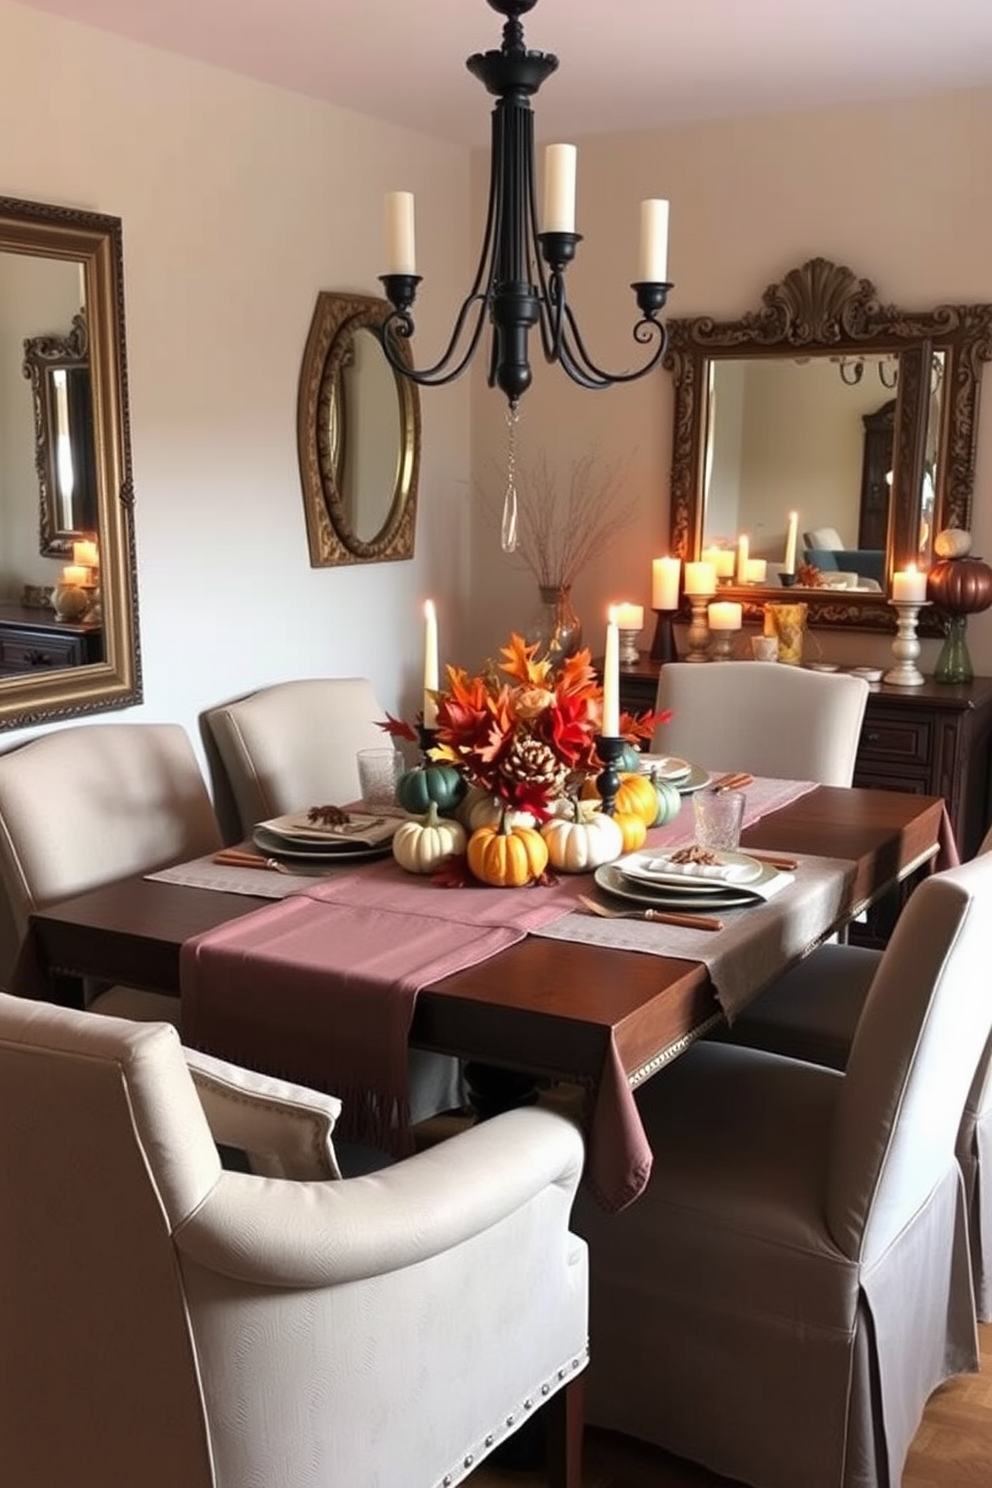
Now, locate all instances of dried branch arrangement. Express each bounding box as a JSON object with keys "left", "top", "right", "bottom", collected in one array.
[{"left": 482, "top": 449, "right": 641, "bottom": 589}]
